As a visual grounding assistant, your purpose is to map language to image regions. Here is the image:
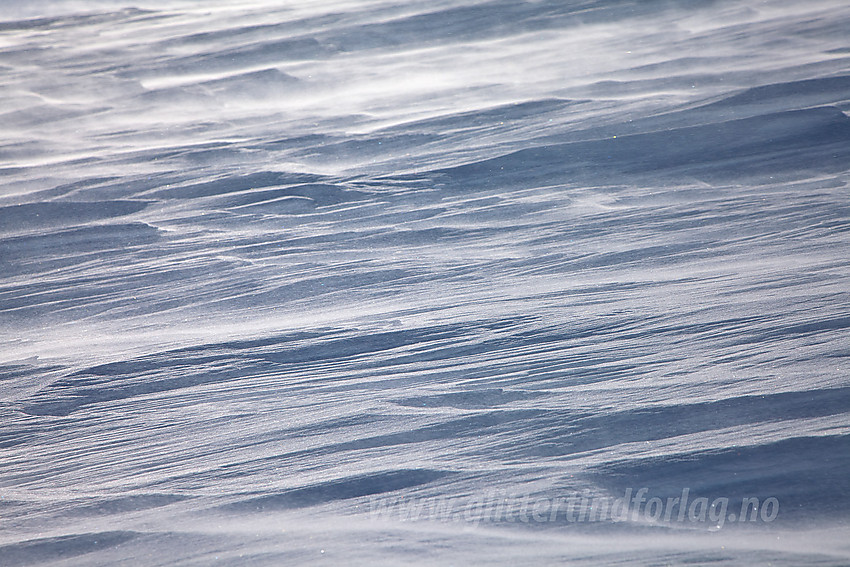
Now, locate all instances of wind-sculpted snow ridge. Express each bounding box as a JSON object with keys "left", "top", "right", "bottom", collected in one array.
[{"left": 2, "top": 0, "right": 850, "bottom": 565}]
